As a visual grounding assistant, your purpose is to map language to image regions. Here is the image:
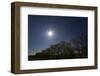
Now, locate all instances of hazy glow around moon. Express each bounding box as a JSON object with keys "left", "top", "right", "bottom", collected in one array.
[{"left": 48, "top": 31, "right": 53, "bottom": 37}]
